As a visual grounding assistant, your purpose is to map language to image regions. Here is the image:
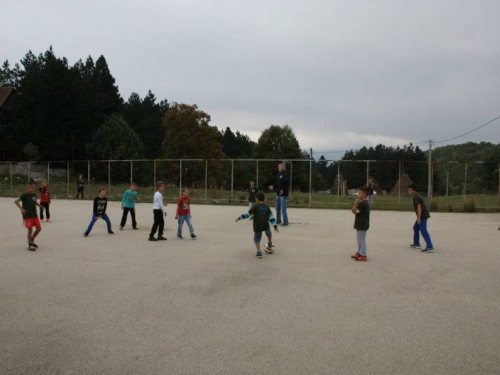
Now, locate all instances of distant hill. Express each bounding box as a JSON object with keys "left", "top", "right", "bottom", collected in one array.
[{"left": 429, "top": 142, "right": 500, "bottom": 163}]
